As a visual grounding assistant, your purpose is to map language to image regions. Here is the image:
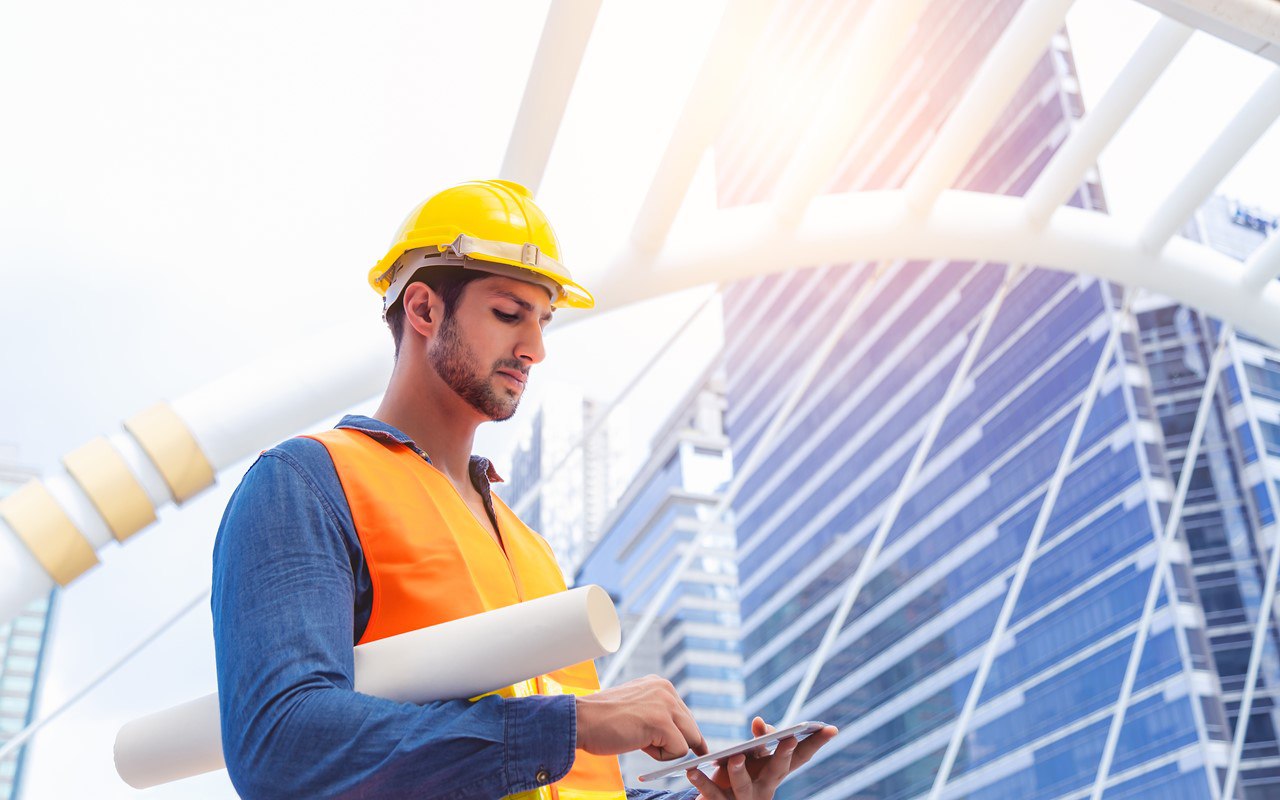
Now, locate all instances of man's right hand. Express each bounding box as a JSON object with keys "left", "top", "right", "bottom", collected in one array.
[{"left": 574, "top": 675, "right": 709, "bottom": 761}]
